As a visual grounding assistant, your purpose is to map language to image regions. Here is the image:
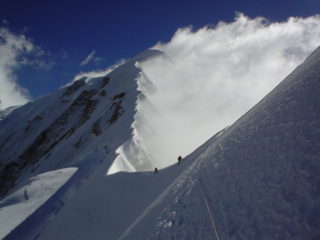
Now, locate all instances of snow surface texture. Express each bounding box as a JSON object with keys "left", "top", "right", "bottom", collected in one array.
[
  {"left": 119, "top": 47, "right": 320, "bottom": 240},
  {"left": 0, "top": 168, "right": 76, "bottom": 239}
]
